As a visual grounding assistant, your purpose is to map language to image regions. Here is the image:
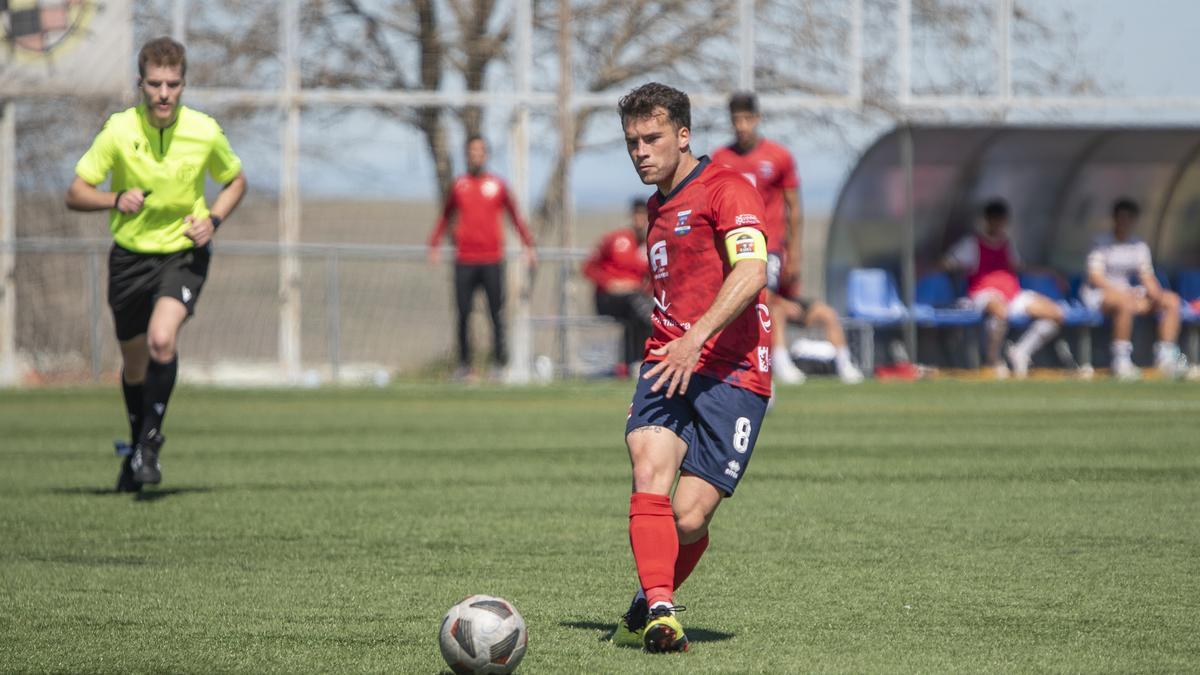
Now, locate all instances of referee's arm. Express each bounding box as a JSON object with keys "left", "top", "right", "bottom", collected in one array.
[
  {"left": 207, "top": 171, "right": 248, "bottom": 224},
  {"left": 66, "top": 176, "right": 146, "bottom": 214}
]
